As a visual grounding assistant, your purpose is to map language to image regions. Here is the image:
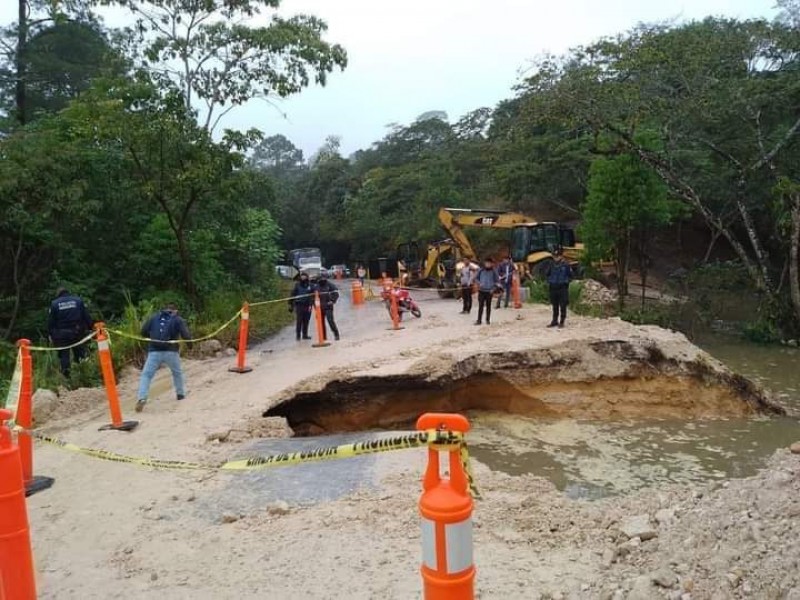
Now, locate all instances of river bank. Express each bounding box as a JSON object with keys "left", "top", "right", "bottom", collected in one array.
[{"left": 26, "top": 287, "right": 799, "bottom": 599}]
